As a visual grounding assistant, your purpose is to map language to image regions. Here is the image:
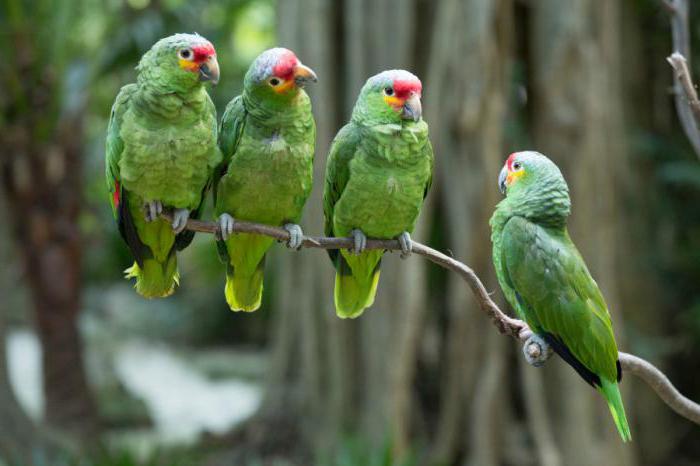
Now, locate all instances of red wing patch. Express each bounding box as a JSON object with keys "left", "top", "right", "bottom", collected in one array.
[{"left": 113, "top": 179, "right": 121, "bottom": 208}]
